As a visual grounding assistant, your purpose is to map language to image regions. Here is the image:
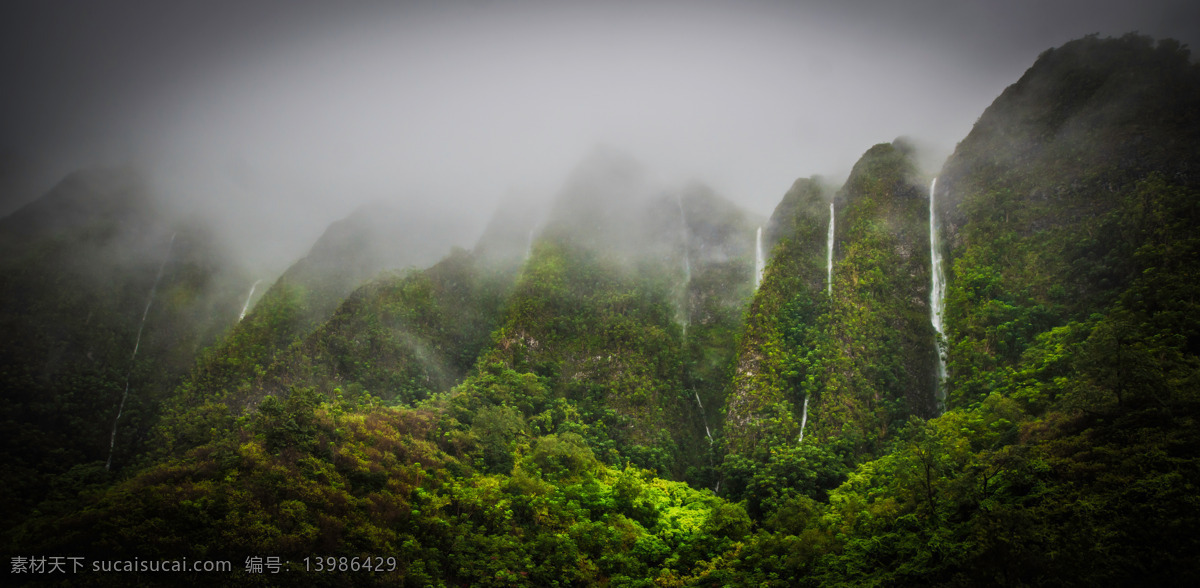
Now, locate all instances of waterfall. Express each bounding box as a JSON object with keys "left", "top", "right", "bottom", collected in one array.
[
  {"left": 676, "top": 195, "right": 692, "bottom": 337},
  {"left": 798, "top": 394, "right": 810, "bottom": 443},
  {"left": 238, "top": 279, "right": 263, "bottom": 321},
  {"left": 826, "top": 200, "right": 835, "bottom": 296},
  {"left": 106, "top": 233, "right": 175, "bottom": 471},
  {"left": 524, "top": 229, "right": 534, "bottom": 261},
  {"left": 754, "top": 226, "right": 764, "bottom": 289},
  {"left": 693, "top": 390, "right": 713, "bottom": 443},
  {"left": 676, "top": 194, "right": 692, "bottom": 284},
  {"left": 929, "top": 178, "right": 948, "bottom": 407}
]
